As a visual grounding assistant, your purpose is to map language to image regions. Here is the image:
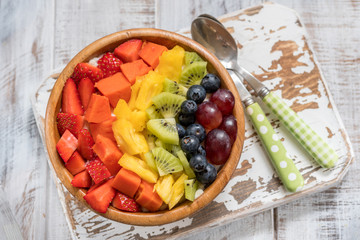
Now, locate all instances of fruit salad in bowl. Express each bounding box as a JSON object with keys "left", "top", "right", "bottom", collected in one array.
[{"left": 45, "top": 28, "right": 245, "bottom": 225}]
